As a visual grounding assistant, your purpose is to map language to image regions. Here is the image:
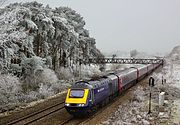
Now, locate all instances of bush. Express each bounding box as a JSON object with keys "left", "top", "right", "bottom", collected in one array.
[{"left": 0, "top": 72, "right": 23, "bottom": 112}]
